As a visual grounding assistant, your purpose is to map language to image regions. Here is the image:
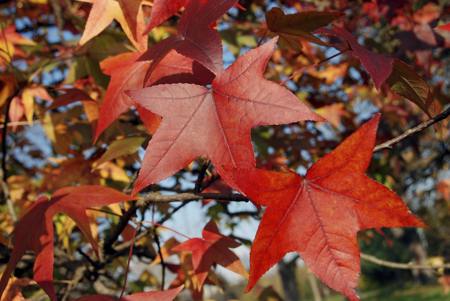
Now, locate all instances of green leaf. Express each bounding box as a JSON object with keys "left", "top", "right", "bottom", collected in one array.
[
  {"left": 386, "top": 59, "right": 437, "bottom": 117},
  {"left": 94, "top": 136, "right": 146, "bottom": 167}
]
